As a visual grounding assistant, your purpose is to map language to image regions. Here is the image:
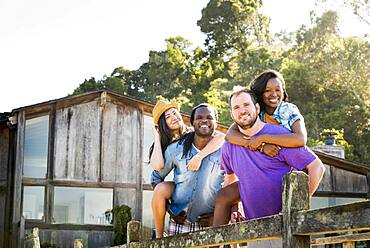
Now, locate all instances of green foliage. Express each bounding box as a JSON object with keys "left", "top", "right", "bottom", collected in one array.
[
  {"left": 197, "top": 0, "right": 269, "bottom": 56},
  {"left": 112, "top": 205, "right": 132, "bottom": 245},
  {"left": 281, "top": 11, "right": 370, "bottom": 163},
  {"left": 71, "top": 3, "right": 369, "bottom": 164},
  {"left": 316, "top": 0, "right": 370, "bottom": 27},
  {"left": 72, "top": 77, "right": 103, "bottom": 95}
]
